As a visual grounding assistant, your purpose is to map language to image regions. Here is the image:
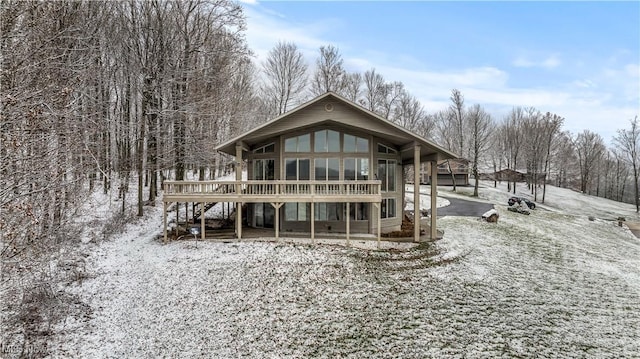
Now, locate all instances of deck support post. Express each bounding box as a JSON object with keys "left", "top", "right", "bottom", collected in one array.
[
  {"left": 346, "top": 202, "right": 350, "bottom": 246},
  {"left": 235, "top": 143, "right": 243, "bottom": 241},
  {"left": 175, "top": 204, "right": 178, "bottom": 238},
  {"left": 310, "top": 202, "right": 315, "bottom": 244},
  {"left": 236, "top": 203, "right": 242, "bottom": 241},
  {"left": 430, "top": 160, "right": 438, "bottom": 240},
  {"left": 271, "top": 203, "right": 283, "bottom": 242},
  {"left": 414, "top": 144, "right": 421, "bottom": 242},
  {"left": 163, "top": 201, "right": 168, "bottom": 243},
  {"left": 186, "top": 202, "right": 189, "bottom": 226},
  {"left": 201, "top": 202, "right": 205, "bottom": 241},
  {"left": 373, "top": 202, "right": 381, "bottom": 249}
]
